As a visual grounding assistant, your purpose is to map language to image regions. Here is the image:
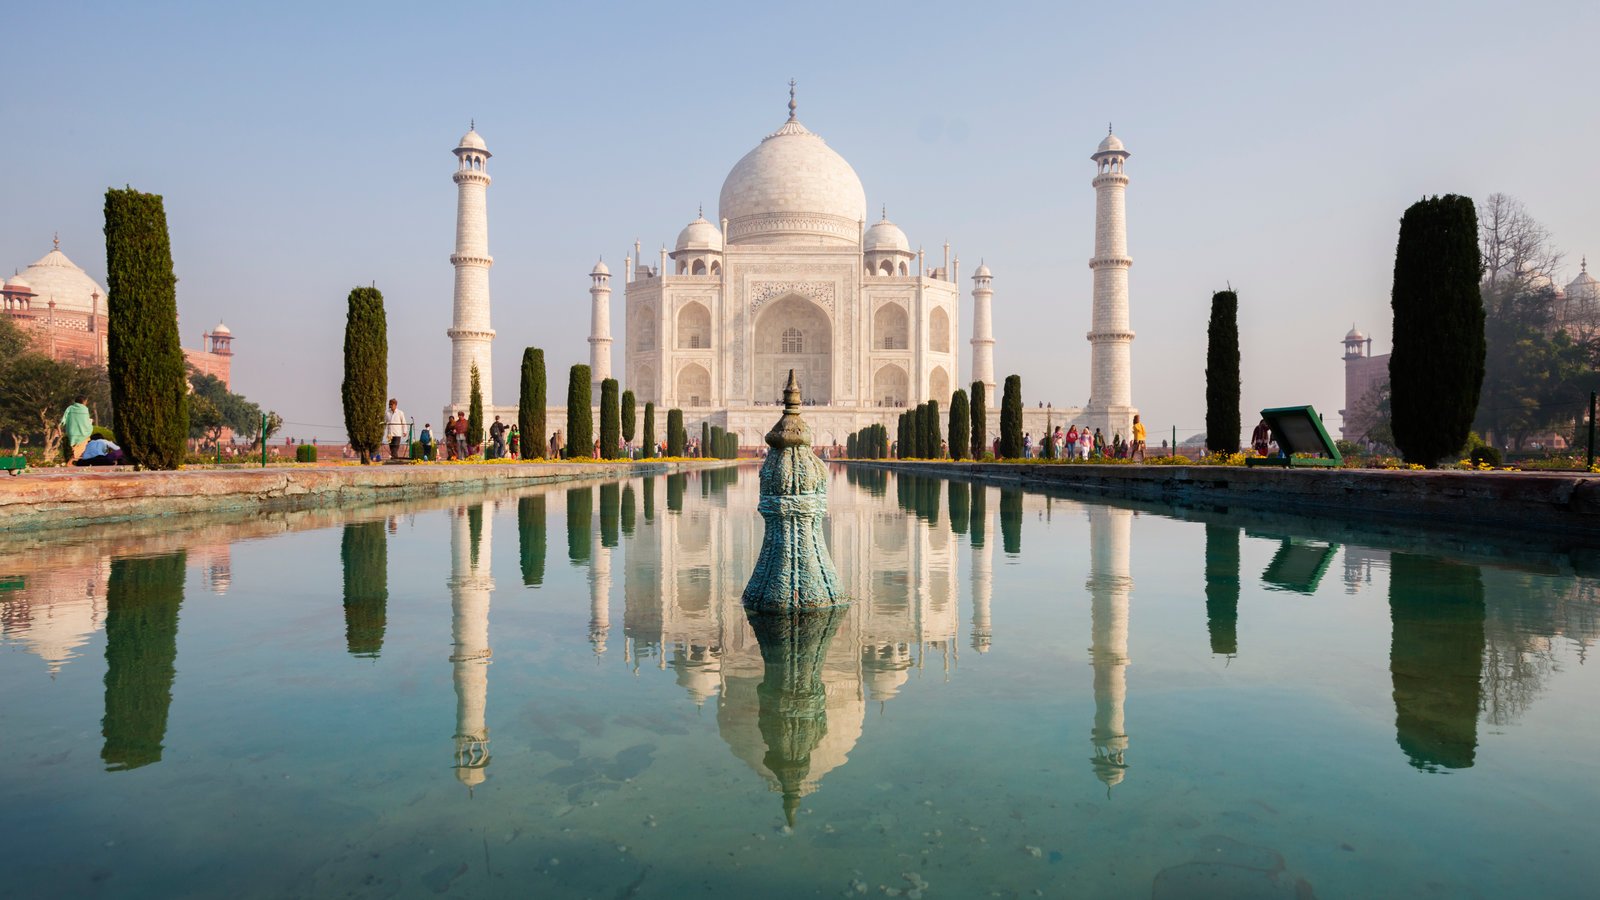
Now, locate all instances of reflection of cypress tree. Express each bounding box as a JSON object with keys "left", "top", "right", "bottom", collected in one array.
[
  {"left": 340, "top": 522, "right": 388, "bottom": 658},
  {"left": 620, "top": 483, "right": 636, "bottom": 536},
  {"left": 1203, "top": 524, "right": 1240, "bottom": 656},
  {"left": 1389, "top": 553, "right": 1485, "bottom": 771},
  {"left": 917, "top": 476, "right": 941, "bottom": 526},
  {"left": 666, "top": 473, "right": 686, "bottom": 512},
  {"left": 599, "top": 482, "right": 620, "bottom": 548},
  {"left": 948, "top": 481, "right": 970, "bottom": 535},
  {"left": 467, "top": 503, "right": 484, "bottom": 569},
  {"left": 642, "top": 477, "right": 655, "bottom": 520},
  {"left": 969, "top": 482, "right": 986, "bottom": 547},
  {"left": 746, "top": 605, "right": 848, "bottom": 827},
  {"left": 518, "top": 495, "right": 546, "bottom": 586},
  {"left": 101, "top": 552, "right": 185, "bottom": 771},
  {"left": 701, "top": 468, "right": 710, "bottom": 498},
  {"left": 567, "top": 487, "right": 592, "bottom": 563},
  {"left": 1000, "top": 488, "right": 1023, "bottom": 555},
  {"left": 895, "top": 471, "right": 915, "bottom": 514}
]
